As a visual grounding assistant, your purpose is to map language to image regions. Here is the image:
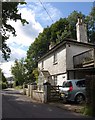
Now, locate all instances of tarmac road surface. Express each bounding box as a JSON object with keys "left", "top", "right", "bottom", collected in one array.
[{"left": 1, "top": 88, "right": 88, "bottom": 118}]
